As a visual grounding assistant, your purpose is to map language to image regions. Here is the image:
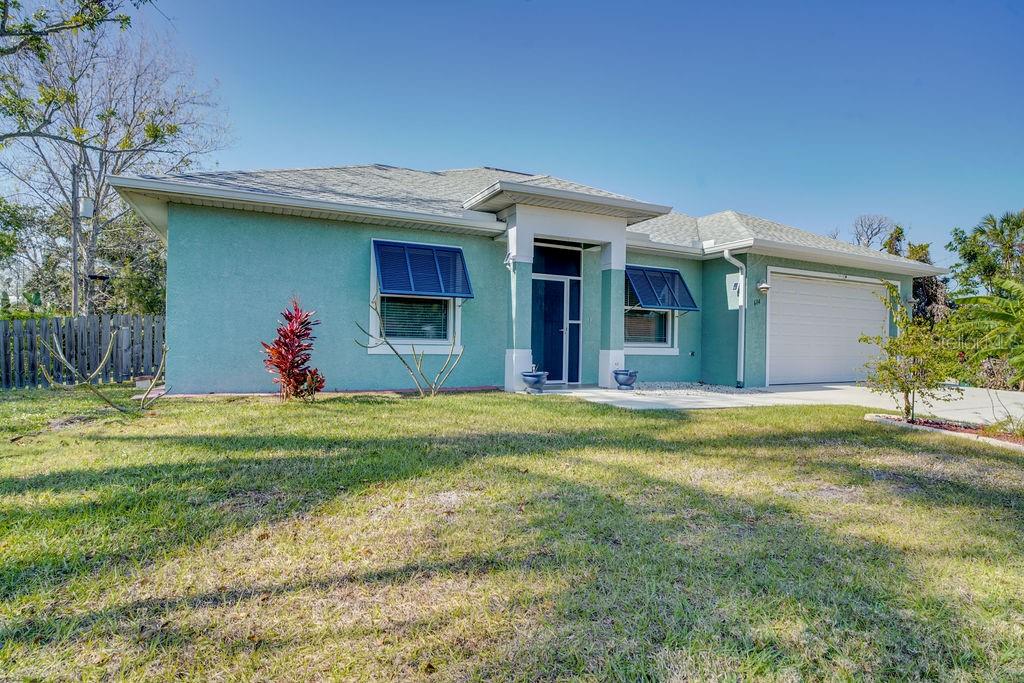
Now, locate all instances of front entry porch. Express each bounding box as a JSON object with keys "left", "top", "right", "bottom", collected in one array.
[{"left": 501, "top": 205, "right": 629, "bottom": 392}]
